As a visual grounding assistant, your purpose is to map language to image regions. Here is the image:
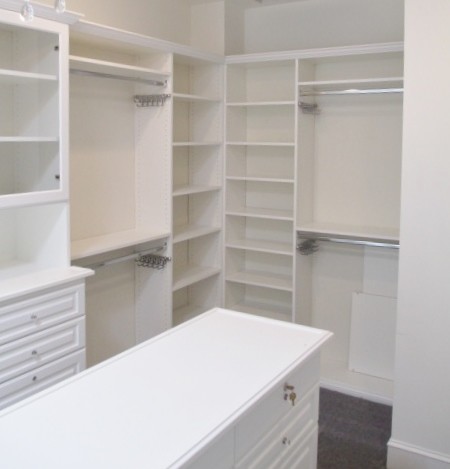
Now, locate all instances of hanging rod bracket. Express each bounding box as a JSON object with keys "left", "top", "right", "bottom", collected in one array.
[
  {"left": 298, "top": 101, "right": 320, "bottom": 115},
  {"left": 134, "top": 94, "right": 171, "bottom": 107}
]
